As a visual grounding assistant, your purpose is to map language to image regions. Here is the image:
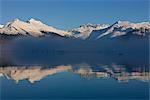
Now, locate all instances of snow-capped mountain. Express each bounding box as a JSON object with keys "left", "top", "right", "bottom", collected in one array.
[
  {"left": 96, "top": 21, "right": 150, "bottom": 39},
  {"left": 0, "top": 18, "right": 149, "bottom": 39},
  {"left": 0, "top": 18, "right": 72, "bottom": 37},
  {"left": 69, "top": 23, "right": 108, "bottom": 39},
  {"left": 0, "top": 65, "right": 149, "bottom": 83},
  {"left": 0, "top": 65, "right": 72, "bottom": 83},
  {"left": 69, "top": 21, "right": 149, "bottom": 40}
]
